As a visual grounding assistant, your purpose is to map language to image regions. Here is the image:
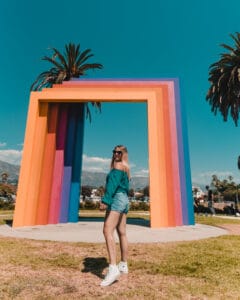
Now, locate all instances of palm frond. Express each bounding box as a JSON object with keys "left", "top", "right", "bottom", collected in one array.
[
  {"left": 230, "top": 33, "right": 240, "bottom": 49},
  {"left": 75, "top": 44, "right": 80, "bottom": 58},
  {"left": 80, "top": 63, "right": 103, "bottom": 72},
  {"left": 51, "top": 47, "right": 68, "bottom": 69},
  {"left": 77, "top": 49, "right": 92, "bottom": 65},
  {"left": 42, "top": 56, "right": 64, "bottom": 70},
  {"left": 220, "top": 43, "right": 235, "bottom": 53}
]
